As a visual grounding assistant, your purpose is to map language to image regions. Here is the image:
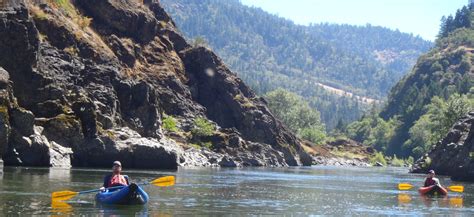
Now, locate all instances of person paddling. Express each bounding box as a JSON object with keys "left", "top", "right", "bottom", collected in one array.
[
  {"left": 100, "top": 161, "right": 130, "bottom": 191},
  {"left": 423, "top": 170, "right": 441, "bottom": 187},
  {"left": 419, "top": 169, "right": 448, "bottom": 195}
]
